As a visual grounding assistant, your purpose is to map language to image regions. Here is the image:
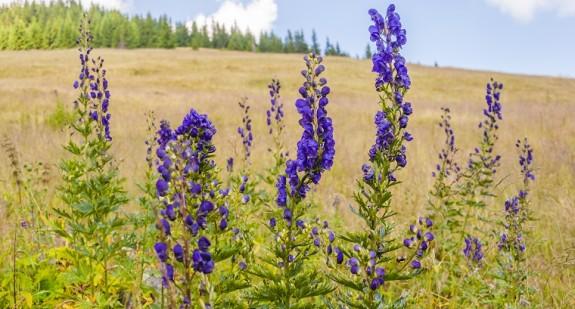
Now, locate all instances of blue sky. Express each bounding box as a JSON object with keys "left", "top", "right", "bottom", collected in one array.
[
  {"left": 4, "top": 0, "right": 573, "bottom": 77},
  {"left": 125, "top": 0, "right": 575, "bottom": 77}
]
